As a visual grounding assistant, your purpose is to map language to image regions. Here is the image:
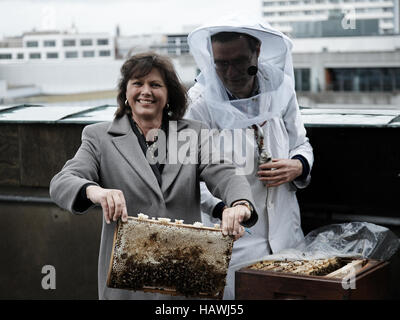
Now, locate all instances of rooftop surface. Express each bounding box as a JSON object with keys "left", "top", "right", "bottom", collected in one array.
[{"left": 0, "top": 104, "right": 399, "bottom": 127}]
